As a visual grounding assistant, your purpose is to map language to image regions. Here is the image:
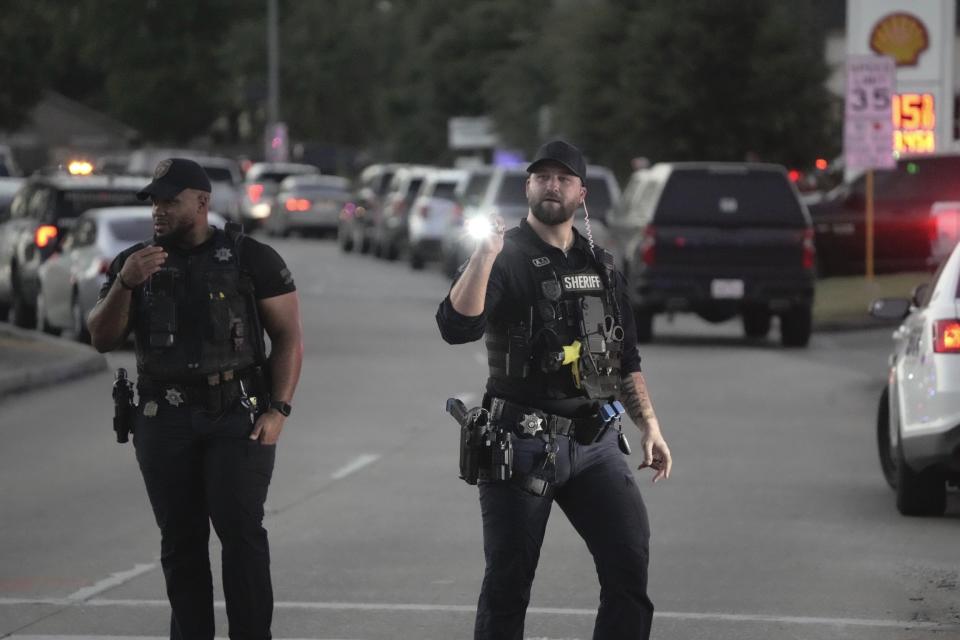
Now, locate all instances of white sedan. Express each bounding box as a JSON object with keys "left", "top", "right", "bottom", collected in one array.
[
  {"left": 37, "top": 206, "right": 225, "bottom": 342},
  {"left": 871, "top": 241, "right": 960, "bottom": 516}
]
